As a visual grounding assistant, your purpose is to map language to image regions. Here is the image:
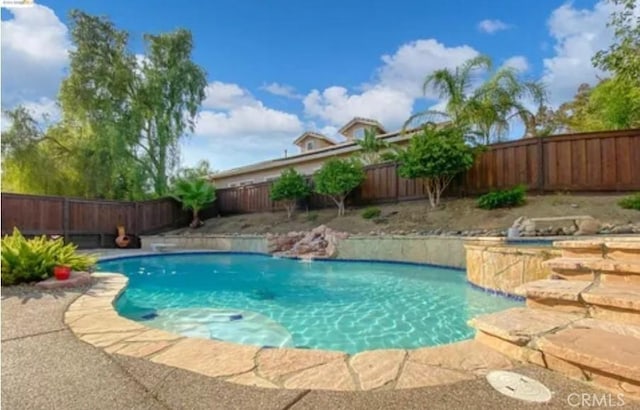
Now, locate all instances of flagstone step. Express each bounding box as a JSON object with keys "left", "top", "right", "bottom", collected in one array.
[
  {"left": 604, "top": 241, "right": 640, "bottom": 262},
  {"left": 515, "top": 279, "right": 593, "bottom": 313},
  {"left": 569, "top": 318, "right": 640, "bottom": 340},
  {"left": 468, "top": 307, "right": 583, "bottom": 346},
  {"left": 582, "top": 283, "right": 640, "bottom": 326},
  {"left": 536, "top": 327, "right": 640, "bottom": 398},
  {"left": 544, "top": 257, "right": 640, "bottom": 282},
  {"left": 554, "top": 240, "right": 604, "bottom": 258}
]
